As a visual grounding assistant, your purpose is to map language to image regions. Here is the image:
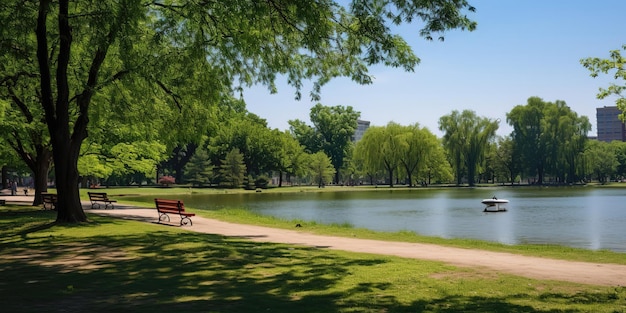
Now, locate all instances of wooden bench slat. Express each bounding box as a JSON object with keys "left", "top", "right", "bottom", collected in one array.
[
  {"left": 88, "top": 192, "right": 116, "bottom": 209},
  {"left": 41, "top": 193, "right": 57, "bottom": 210},
  {"left": 155, "top": 198, "right": 195, "bottom": 226}
]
